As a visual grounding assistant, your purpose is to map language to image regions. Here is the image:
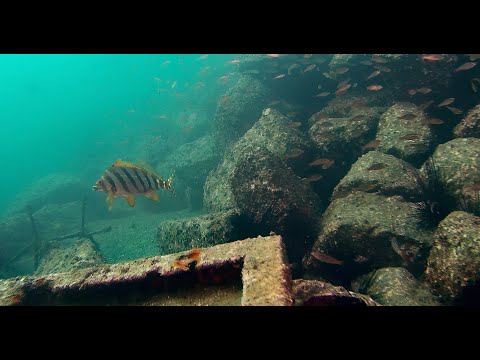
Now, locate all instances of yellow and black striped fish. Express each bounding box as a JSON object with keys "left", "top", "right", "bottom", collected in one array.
[{"left": 92, "top": 160, "right": 174, "bottom": 210}]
